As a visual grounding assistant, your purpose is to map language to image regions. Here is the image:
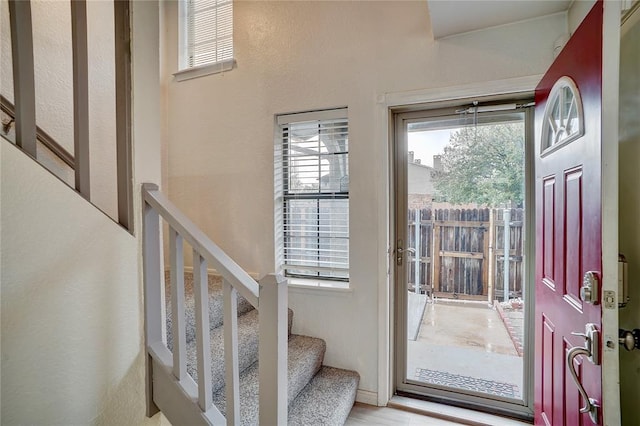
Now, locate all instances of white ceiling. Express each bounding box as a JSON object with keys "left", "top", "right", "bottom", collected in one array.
[{"left": 427, "top": 0, "right": 572, "bottom": 39}]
